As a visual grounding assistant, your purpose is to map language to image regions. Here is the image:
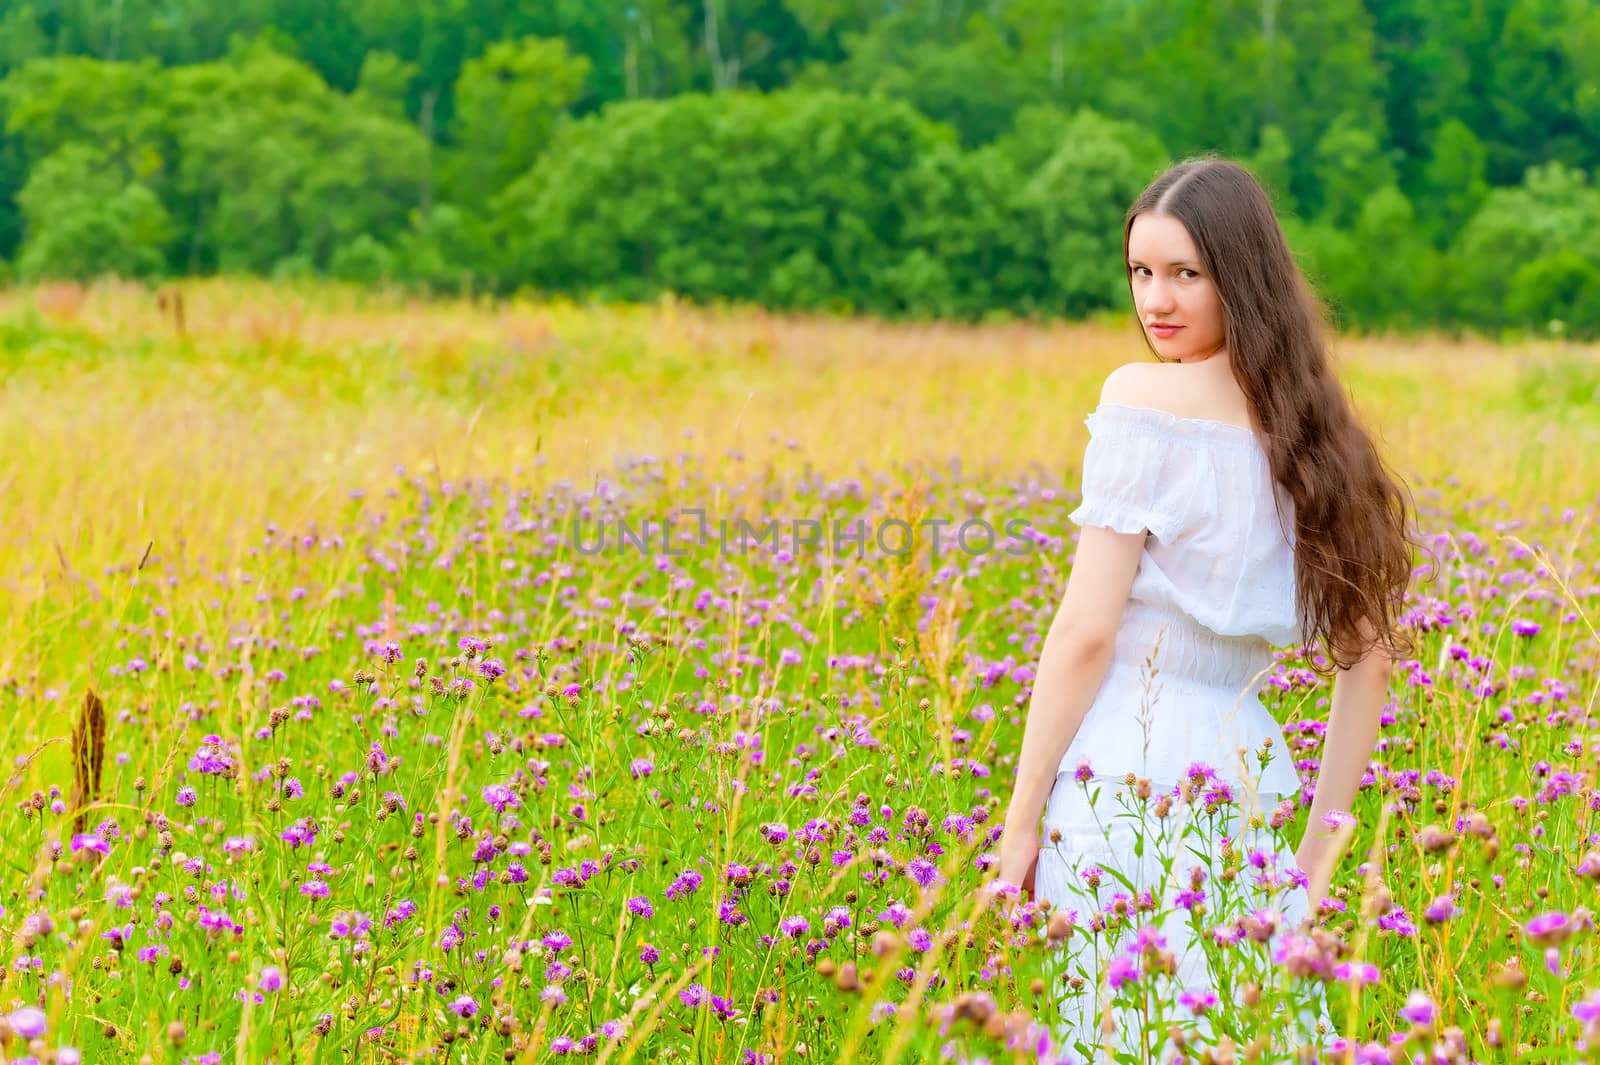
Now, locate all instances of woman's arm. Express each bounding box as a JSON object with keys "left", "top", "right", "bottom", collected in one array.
[
  {"left": 1005, "top": 636, "right": 1118, "bottom": 827},
  {"left": 1294, "top": 632, "right": 1395, "bottom": 910},
  {"left": 996, "top": 524, "right": 1143, "bottom": 892}
]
